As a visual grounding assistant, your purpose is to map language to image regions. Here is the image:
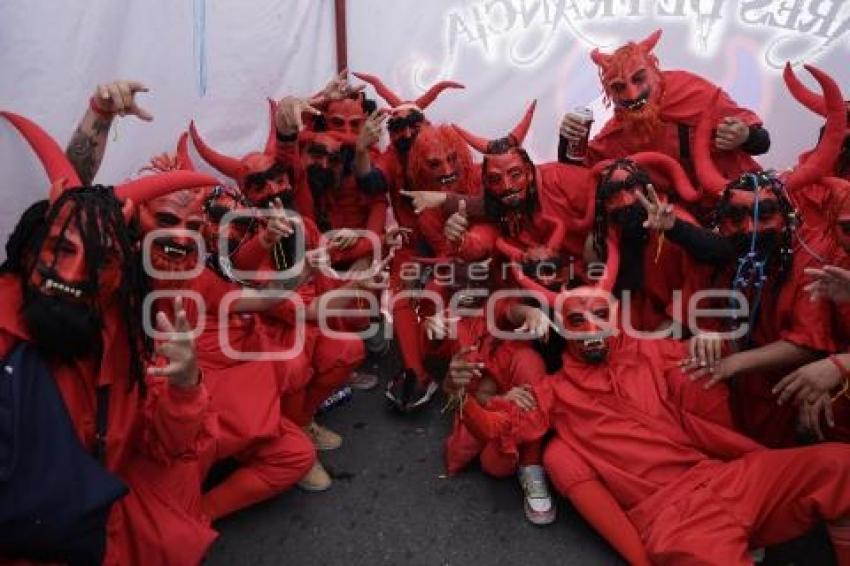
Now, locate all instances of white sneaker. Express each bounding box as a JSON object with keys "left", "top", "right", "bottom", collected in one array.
[{"left": 518, "top": 465, "right": 556, "bottom": 526}]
